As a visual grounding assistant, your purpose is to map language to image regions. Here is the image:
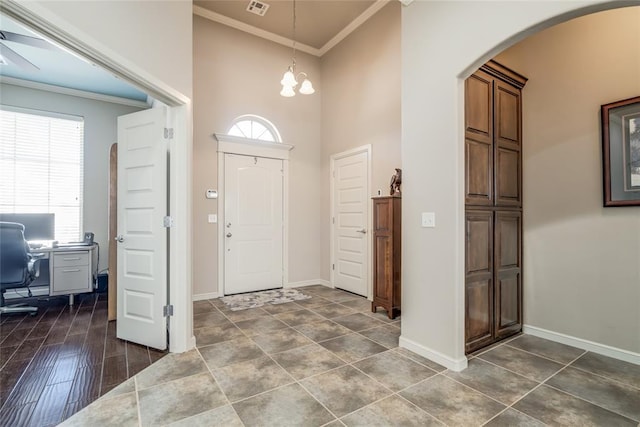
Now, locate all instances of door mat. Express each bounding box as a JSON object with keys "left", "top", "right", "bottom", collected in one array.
[{"left": 220, "top": 288, "right": 312, "bottom": 311}]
